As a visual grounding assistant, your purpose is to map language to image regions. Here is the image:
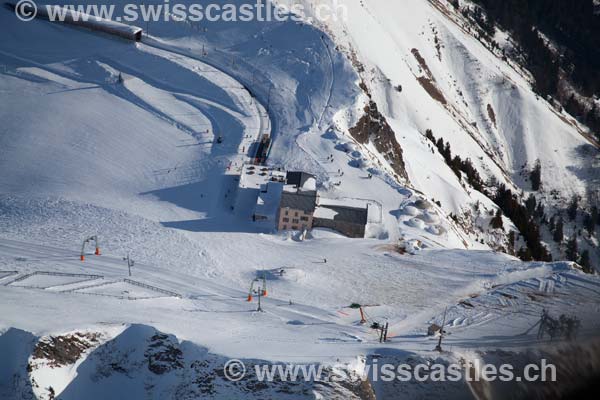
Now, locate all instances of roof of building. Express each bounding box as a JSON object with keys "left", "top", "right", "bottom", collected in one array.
[
  {"left": 280, "top": 190, "right": 317, "bottom": 213},
  {"left": 314, "top": 205, "right": 368, "bottom": 225},
  {"left": 286, "top": 171, "right": 316, "bottom": 190},
  {"left": 255, "top": 182, "right": 284, "bottom": 218}
]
